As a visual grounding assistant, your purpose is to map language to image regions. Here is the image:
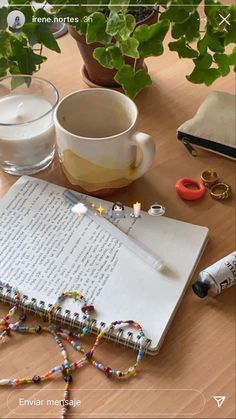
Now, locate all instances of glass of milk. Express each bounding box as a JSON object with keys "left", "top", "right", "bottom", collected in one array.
[{"left": 0, "top": 75, "right": 59, "bottom": 175}]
